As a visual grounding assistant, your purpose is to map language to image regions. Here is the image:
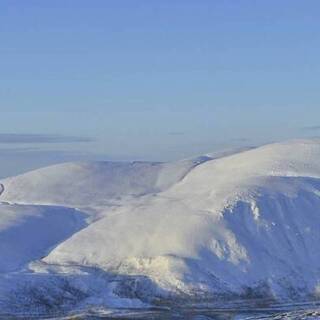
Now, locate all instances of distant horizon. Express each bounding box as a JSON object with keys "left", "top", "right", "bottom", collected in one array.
[
  {"left": 1, "top": 137, "right": 320, "bottom": 179},
  {"left": 2, "top": 1, "right": 320, "bottom": 176}
]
